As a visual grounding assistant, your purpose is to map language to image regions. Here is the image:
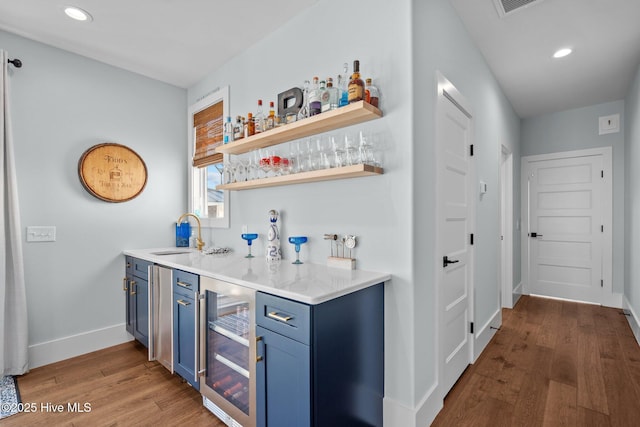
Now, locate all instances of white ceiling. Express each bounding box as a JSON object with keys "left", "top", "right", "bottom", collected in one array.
[
  {"left": 1, "top": 0, "right": 639, "bottom": 118},
  {"left": 450, "top": 0, "right": 640, "bottom": 118},
  {"left": 0, "top": 0, "right": 318, "bottom": 88}
]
